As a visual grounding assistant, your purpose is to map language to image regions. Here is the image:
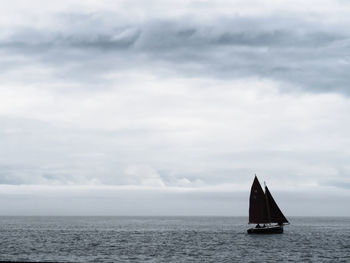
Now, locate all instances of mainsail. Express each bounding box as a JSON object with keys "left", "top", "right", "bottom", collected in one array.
[
  {"left": 249, "top": 176, "right": 269, "bottom": 223},
  {"left": 249, "top": 176, "right": 288, "bottom": 224}
]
